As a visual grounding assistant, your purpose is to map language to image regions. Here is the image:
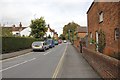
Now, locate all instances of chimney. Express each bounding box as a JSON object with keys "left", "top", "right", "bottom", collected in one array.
[
  {"left": 13, "top": 24, "right": 15, "bottom": 27},
  {"left": 48, "top": 24, "right": 50, "bottom": 28},
  {"left": 19, "top": 22, "right": 22, "bottom": 28}
]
